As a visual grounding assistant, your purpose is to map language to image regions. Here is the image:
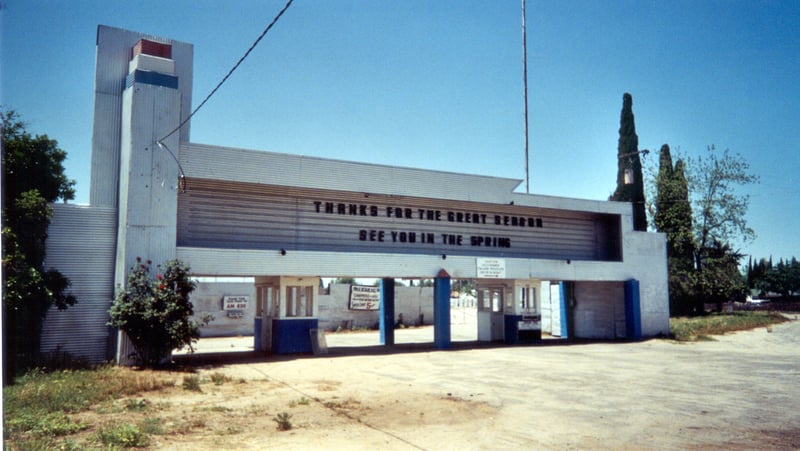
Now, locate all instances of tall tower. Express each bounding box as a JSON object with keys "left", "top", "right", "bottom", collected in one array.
[
  {"left": 90, "top": 26, "right": 193, "bottom": 363},
  {"left": 90, "top": 25, "right": 193, "bottom": 208}
]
